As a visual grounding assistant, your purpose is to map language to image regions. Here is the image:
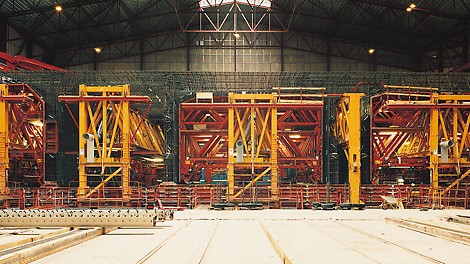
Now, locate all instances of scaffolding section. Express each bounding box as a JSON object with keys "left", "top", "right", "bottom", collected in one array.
[
  {"left": 370, "top": 86, "right": 435, "bottom": 185},
  {"left": 431, "top": 93, "right": 470, "bottom": 207},
  {"left": 0, "top": 84, "right": 49, "bottom": 194},
  {"left": 59, "top": 85, "right": 151, "bottom": 204},
  {"left": 180, "top": 91, "right": 323, "bottom": 204},
  {"left": 227, "top": 93, "right": 279, "bottom": 203}
]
